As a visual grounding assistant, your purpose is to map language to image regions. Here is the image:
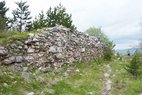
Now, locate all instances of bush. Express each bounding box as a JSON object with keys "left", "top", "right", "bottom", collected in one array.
[
  {"left": 125, "top": 53, "right": 142, "bottom": 79},
  {"left": 103, "top": 45, "right": 114, "bottom": 61},
  {"left": 103, "top": 49, "right": 112, "bottom": 61}
]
